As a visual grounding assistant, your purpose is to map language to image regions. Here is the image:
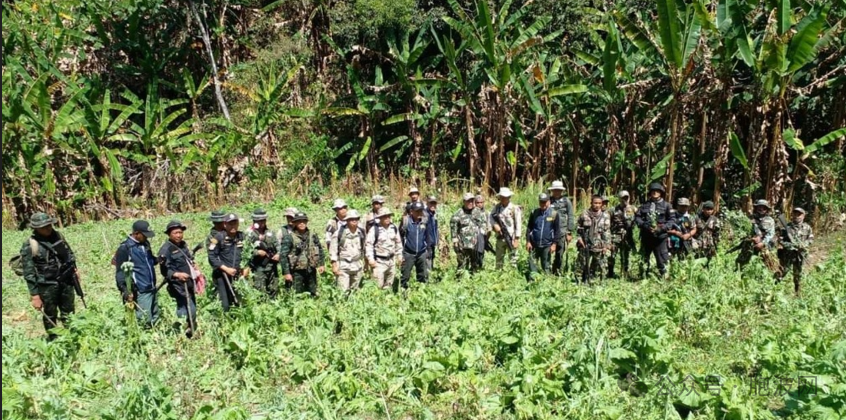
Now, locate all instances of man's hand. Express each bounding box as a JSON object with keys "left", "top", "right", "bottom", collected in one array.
[
  {"left": 222, "top": 266, "right": 237, "bottom": 277},
  {"left": 369, "top": 260, "right": 377, "bottom": 269},
  {"left": 31, "top": 295, "right": 43, "bottom": 310},
  {"left": 526, "top": 242, "right": 533, "bottom": 251},
  {"left": 577, "top": 238, "right": 585, "bottom": 249},
  {"left": 332, "top": 262, "right": 340, "bottom": 276},
  {"left": 271, "top": 254, "right": 280, "bottom": 262},
  {"left": 550, "top": 243, "right": 557, "bottom": 253},
  {"left": 256, "top": 250, "right": 267, "bottom": 258},
  {"left": 317, "top": 266, "right": 325, "bottom": 274},
  {"left": 124, "top": 292, "right": 134, "bottom": 303},
  {"left": 754, "top": 242, "right": 765, "bottom": 250},
  {"left": 284, "top": 274, "right": 293, "bottom": 283},
  {"left": 493, "top": 224, "right": 502, "bottom": 234},
  {"left": 175, "top": 272, "right": 190, "bottom": 282},
  {"left": 512, "top": 239, "right": 519, "bottom": 249},
  {"left": 566, "top": 233, "right": 573, "bottom": 243}
]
